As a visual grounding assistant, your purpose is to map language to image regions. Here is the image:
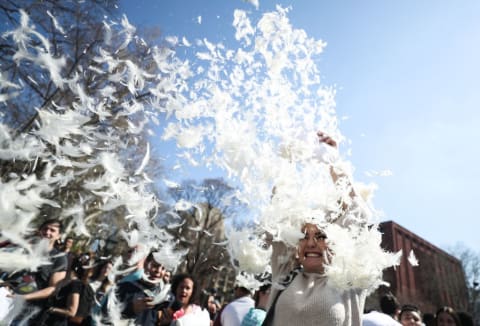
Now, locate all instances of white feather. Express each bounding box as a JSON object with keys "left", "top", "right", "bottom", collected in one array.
[
  {"left": 182, "top": 37, "right": 191, "bottom": 47},
  {"left": 134, "top": 143, "right": 150, "bottom": 175},
  {"left": 408, "top": 249, "right": 419, "bottom": 267},
  {"left": 0, "top": 238, "right": 51, "bottom": 272},
  {"left": 120, "top": 229, "right": 139, "bottom": 248},
  {"left": 152, "top": 244, "right": 187, "bottom": 271},
  {"left": 164, "top": 179, "right": 180, "bottom": 188},
  {"left": 2, "top": 294, "right": 39, "bottom": 326},
  {"left": 227, "top": 229, "right": 271, "bottom": 274}
]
